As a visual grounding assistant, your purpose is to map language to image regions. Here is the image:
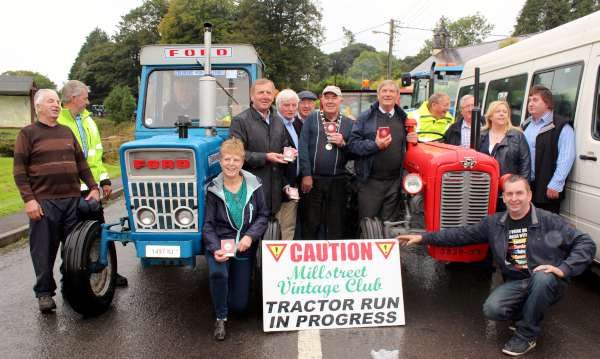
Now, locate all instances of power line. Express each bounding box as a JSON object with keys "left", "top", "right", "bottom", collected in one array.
[{"left": 322, "top": 21, "right": 389, "bottom": 46}]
